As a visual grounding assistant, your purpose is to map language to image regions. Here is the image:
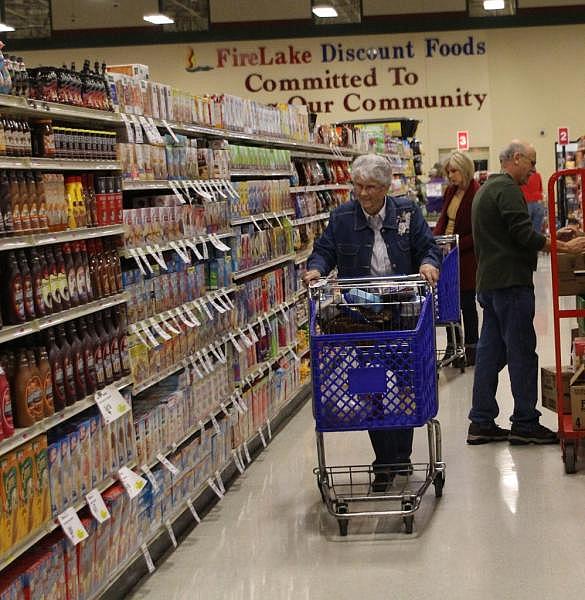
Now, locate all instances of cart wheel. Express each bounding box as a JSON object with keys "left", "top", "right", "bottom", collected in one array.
[
  {"left": 433, "top": 472, "right": 445, "bottom": 498},
  {"left": 337, "top": 503, "right": 349, "bottom": 536},
  {"left": 401, "top": 500, "right": 414, "bottom": 534},
  {"left": 564, "top": 443, "right": 577, "bottom": 474}
]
